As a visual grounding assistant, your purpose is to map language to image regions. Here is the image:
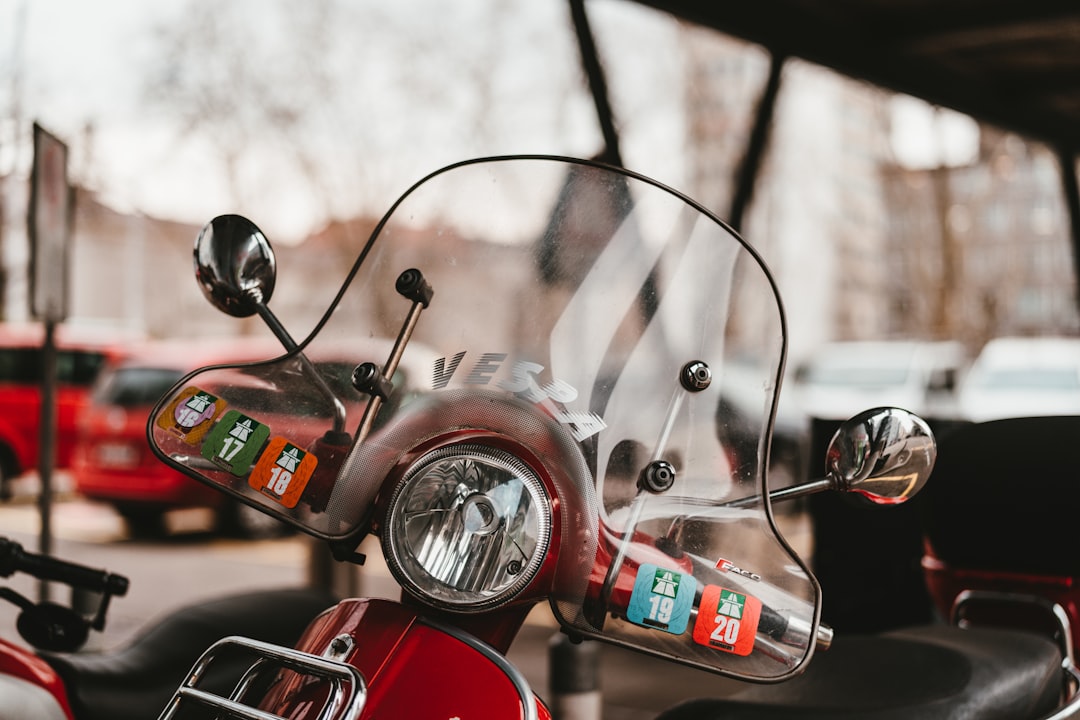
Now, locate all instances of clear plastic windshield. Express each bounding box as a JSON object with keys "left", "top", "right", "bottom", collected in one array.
[{"left": 149, "top": 156, "right": 819, "bottom": 681}]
